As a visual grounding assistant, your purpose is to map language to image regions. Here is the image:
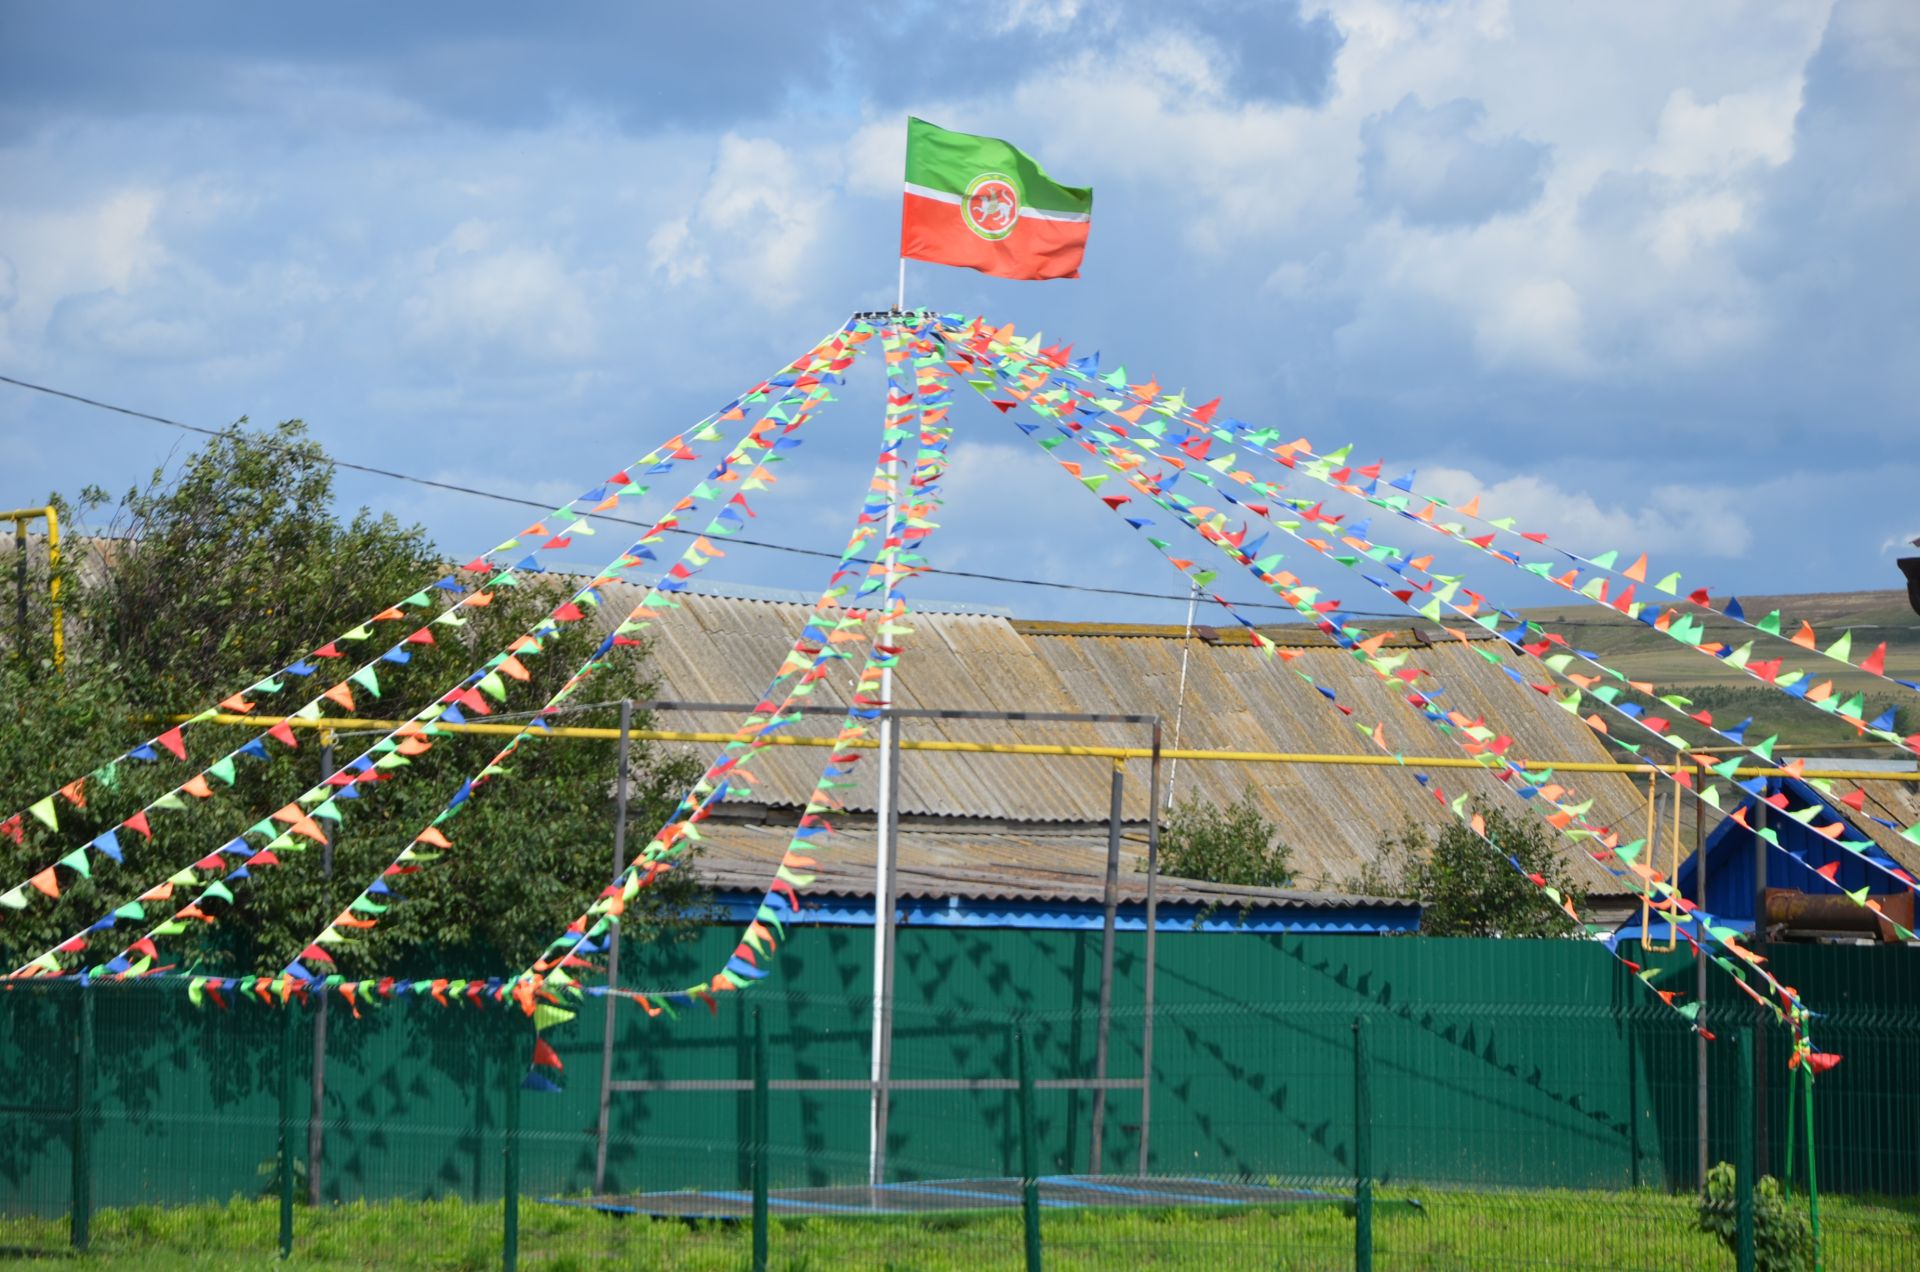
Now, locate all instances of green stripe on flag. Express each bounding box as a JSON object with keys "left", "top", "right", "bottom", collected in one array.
[{"left": 905, "top": 117, "right": 1092, "bottom": 215}]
